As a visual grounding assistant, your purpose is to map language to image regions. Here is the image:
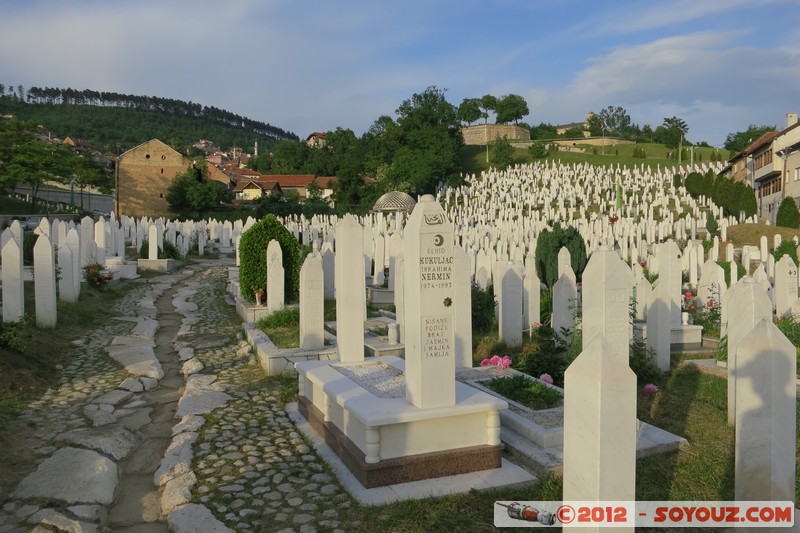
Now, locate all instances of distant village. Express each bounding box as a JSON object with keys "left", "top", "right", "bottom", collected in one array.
[{"left": 13, "top": 111, "right": 800, "bottom": 225}]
